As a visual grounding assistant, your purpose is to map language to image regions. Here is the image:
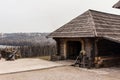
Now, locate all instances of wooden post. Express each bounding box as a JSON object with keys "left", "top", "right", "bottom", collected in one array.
[
  {"left": 63, "top": 40, "right": 67, "bottom": 59},
  {"left": 80, "top": 39, "right": 85, "bottom": 51},
  {"left": 84, "top": 38, "right": 94, "bottom": 68},
  {"left": 95, "top": 39, "right": 98, "bottom": 57},
  {"left": 56, "top": 40, "right": 60, "bottom": 56}
]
